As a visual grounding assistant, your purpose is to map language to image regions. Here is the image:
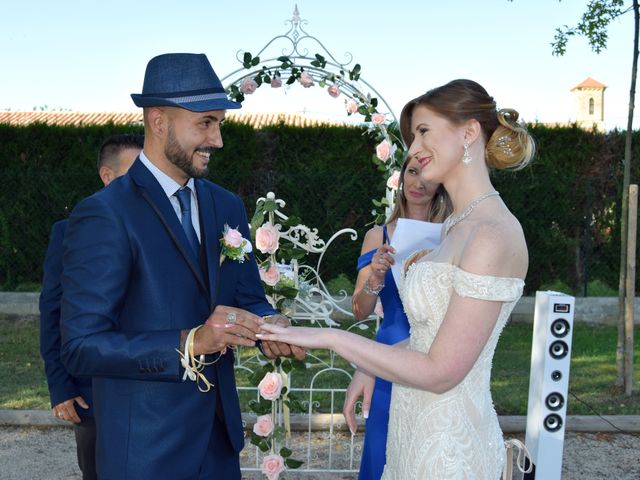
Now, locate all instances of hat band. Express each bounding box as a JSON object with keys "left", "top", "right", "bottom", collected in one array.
[{"left": 169, "top": 92, "right": 230, "bottom": 104}]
